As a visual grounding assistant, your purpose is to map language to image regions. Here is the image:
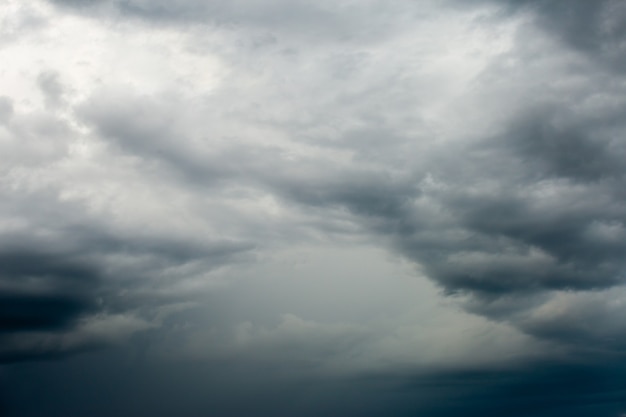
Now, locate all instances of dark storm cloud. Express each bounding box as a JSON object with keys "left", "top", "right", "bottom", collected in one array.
[
  {"left": 0, "top": 241, "right": 248, "bottom": 363},
  {"left": 371, "top": 99, "right": 626, "bottom": 349},
  {"left": 272, "top": 104, "right": 626, "bottom": 305},
  {"left": 465, "top": 0, "right": 626, "bottom": 70},
  {"left": 0, "top": 245, "right": 100, "bottom": 334},
  {"left": 507, "top": 109, "right": 626, "bottom": 182},
  {"left": 0, "top": 246, "right": 101, "bottom": 285},
  {"left": 0, "top": 77, "right": 261, "bottom": 364},
  {"left": 273, "top": 170, "right": 417, "bottom": 220},
  {"left": 0, "top": 241, "right": 101, "bottom": 361},
  {"left": 0, "top": 192, "right": 253, "bottom": 363},
  {"left": 0, "top": 293, "right": 95, "bottom": 333},
  {"left": 438, "top": 109, "right": 626, "bottom": 292},
  {"left": 527, "top": 1, "right": 626, "bottom": 69}
]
